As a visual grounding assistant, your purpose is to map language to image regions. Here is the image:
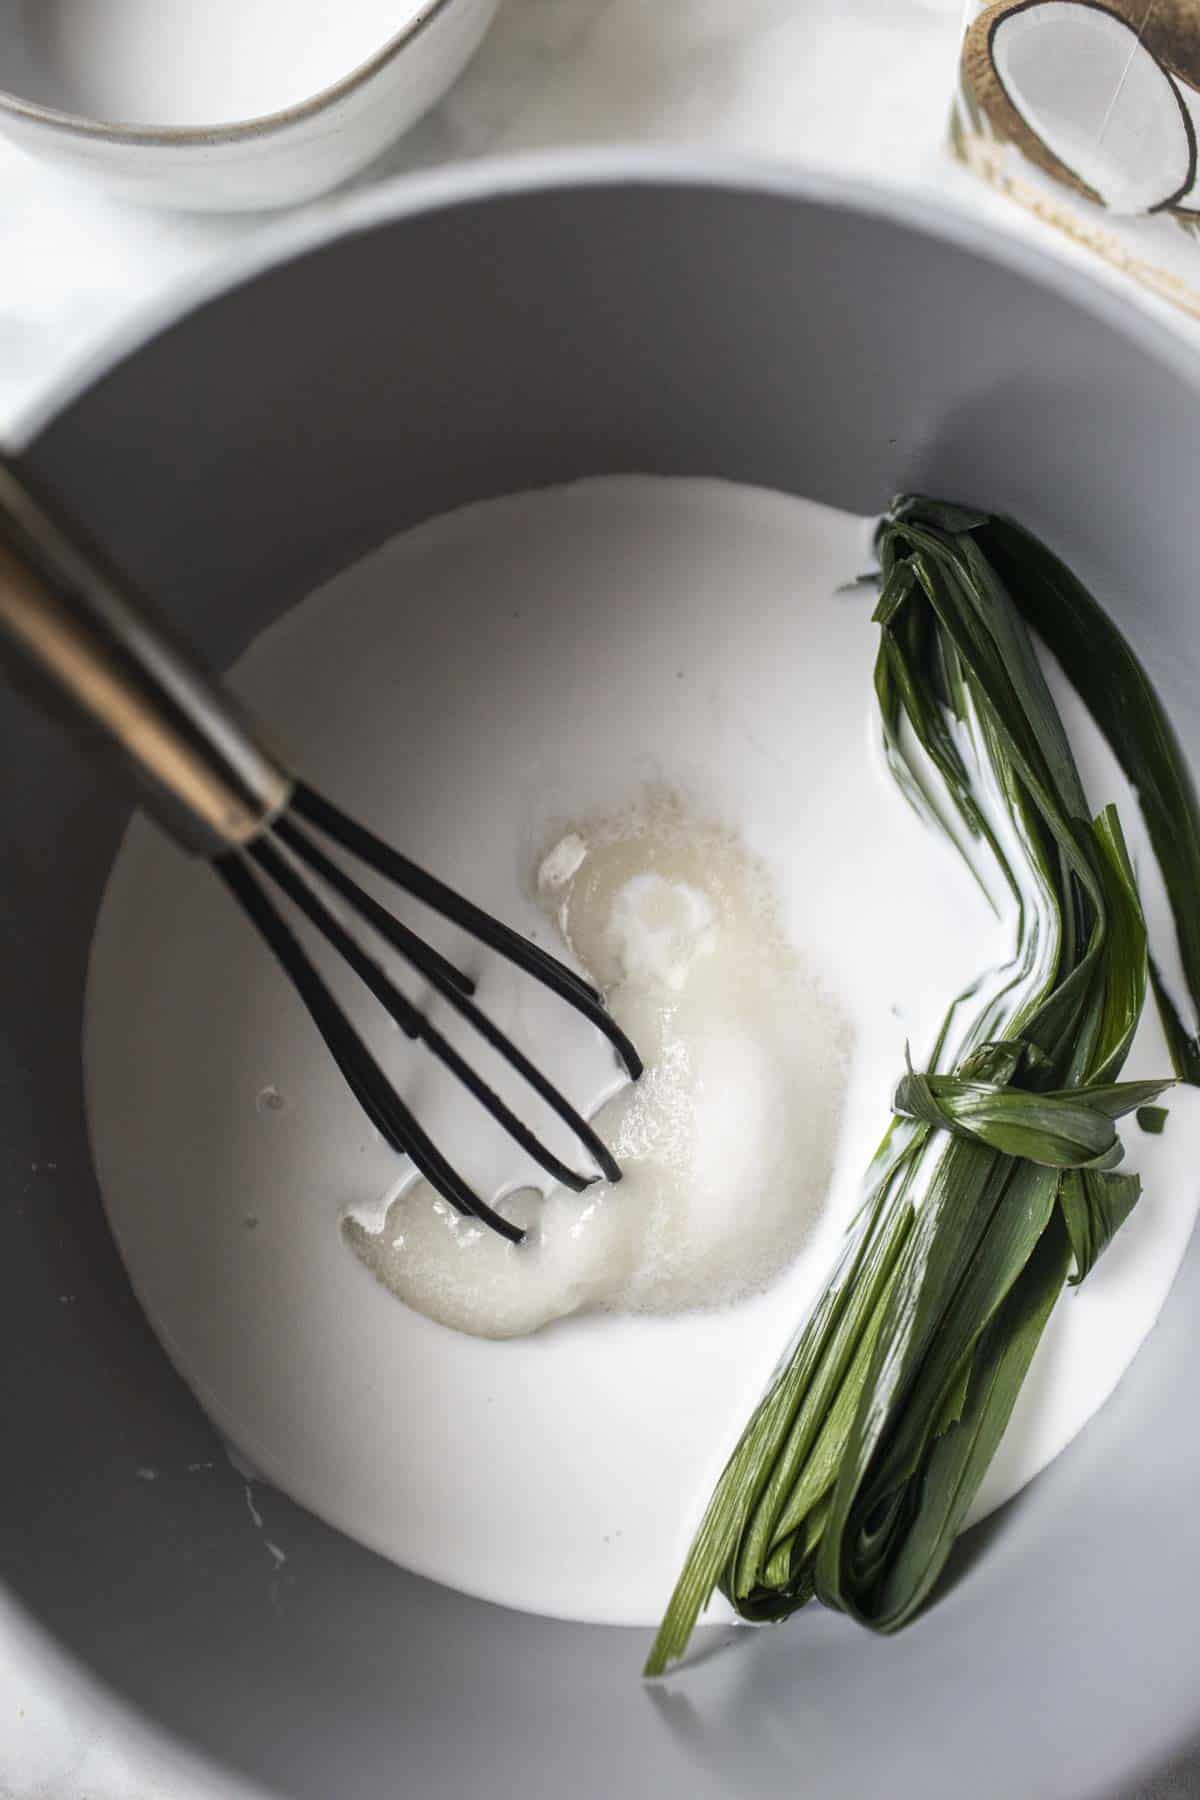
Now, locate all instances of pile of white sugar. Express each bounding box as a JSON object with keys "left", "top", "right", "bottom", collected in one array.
[{"left": 345, "top": 795, "right": 852, "bottom": 1338}]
